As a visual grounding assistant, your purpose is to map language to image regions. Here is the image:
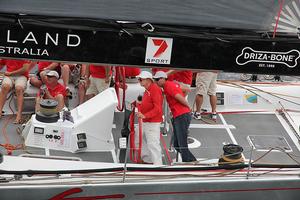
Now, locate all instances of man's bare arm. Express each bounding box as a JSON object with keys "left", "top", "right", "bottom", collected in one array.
[
  {"left": 5, "top": 62, "right": 31, "bottom": 76},
  {"left": 180, "top": 84, "right": 191, "bottom": 96},
  {"left": 45, "top": 62, "right": 59, "bottom": 70}
]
